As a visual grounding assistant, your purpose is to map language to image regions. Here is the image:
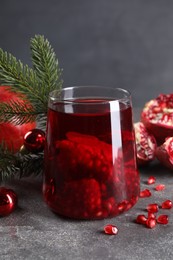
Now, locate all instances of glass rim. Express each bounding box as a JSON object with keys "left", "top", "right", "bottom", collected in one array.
[{"left": 49, "top": 86, "right": 131, "bottom": 105}]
